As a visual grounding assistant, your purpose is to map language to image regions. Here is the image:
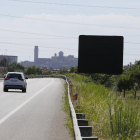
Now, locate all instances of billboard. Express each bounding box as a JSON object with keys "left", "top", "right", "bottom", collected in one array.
[{"left": 78, "top": 35, "right": 123, "bottom": 75}]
